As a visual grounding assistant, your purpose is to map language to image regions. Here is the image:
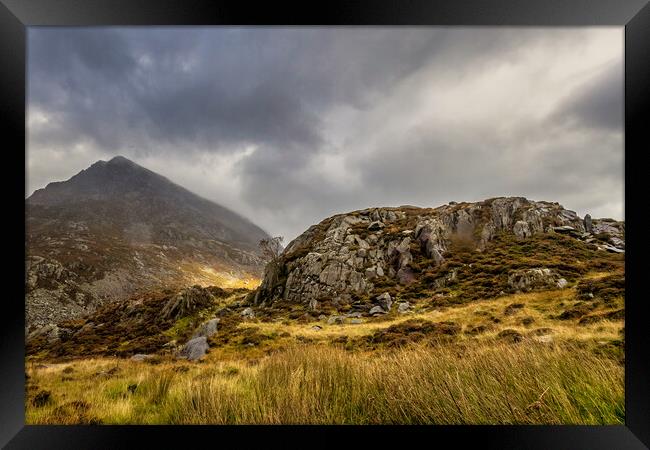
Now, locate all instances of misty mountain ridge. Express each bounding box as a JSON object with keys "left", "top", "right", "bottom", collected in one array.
[
  {"left": 26, "top": 156, "right": 271, "bottom": 330},
  {"left": 28, "top": 155, "right": 267, "bottom": 251}
]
